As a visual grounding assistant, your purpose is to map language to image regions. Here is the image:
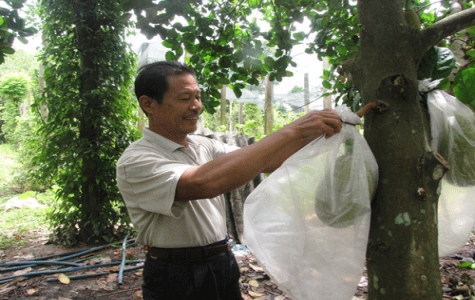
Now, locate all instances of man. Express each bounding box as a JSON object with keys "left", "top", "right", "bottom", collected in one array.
[{"left": 116, "top": 61, "right": 342, "bottom": 300}]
